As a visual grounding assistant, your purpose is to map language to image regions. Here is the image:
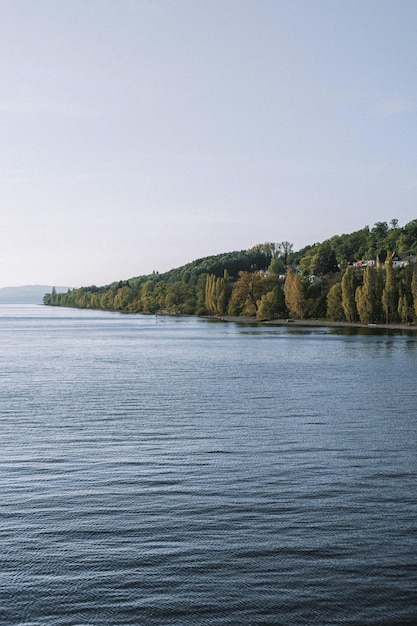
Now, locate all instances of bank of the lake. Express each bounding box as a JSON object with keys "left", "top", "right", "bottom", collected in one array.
[{"left": 212, "top": 315, "right": 417, "bottom": 333}]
